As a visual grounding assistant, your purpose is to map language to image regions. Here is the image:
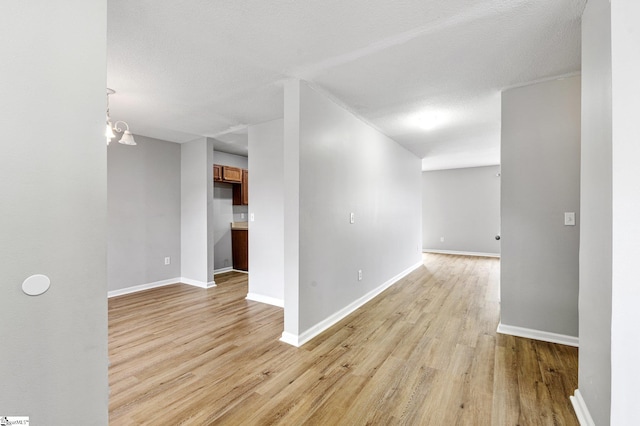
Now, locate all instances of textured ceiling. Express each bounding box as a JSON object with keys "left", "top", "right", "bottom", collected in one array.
[{"left": 107, "top": 0, "right": 586, "bottom": 170}]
